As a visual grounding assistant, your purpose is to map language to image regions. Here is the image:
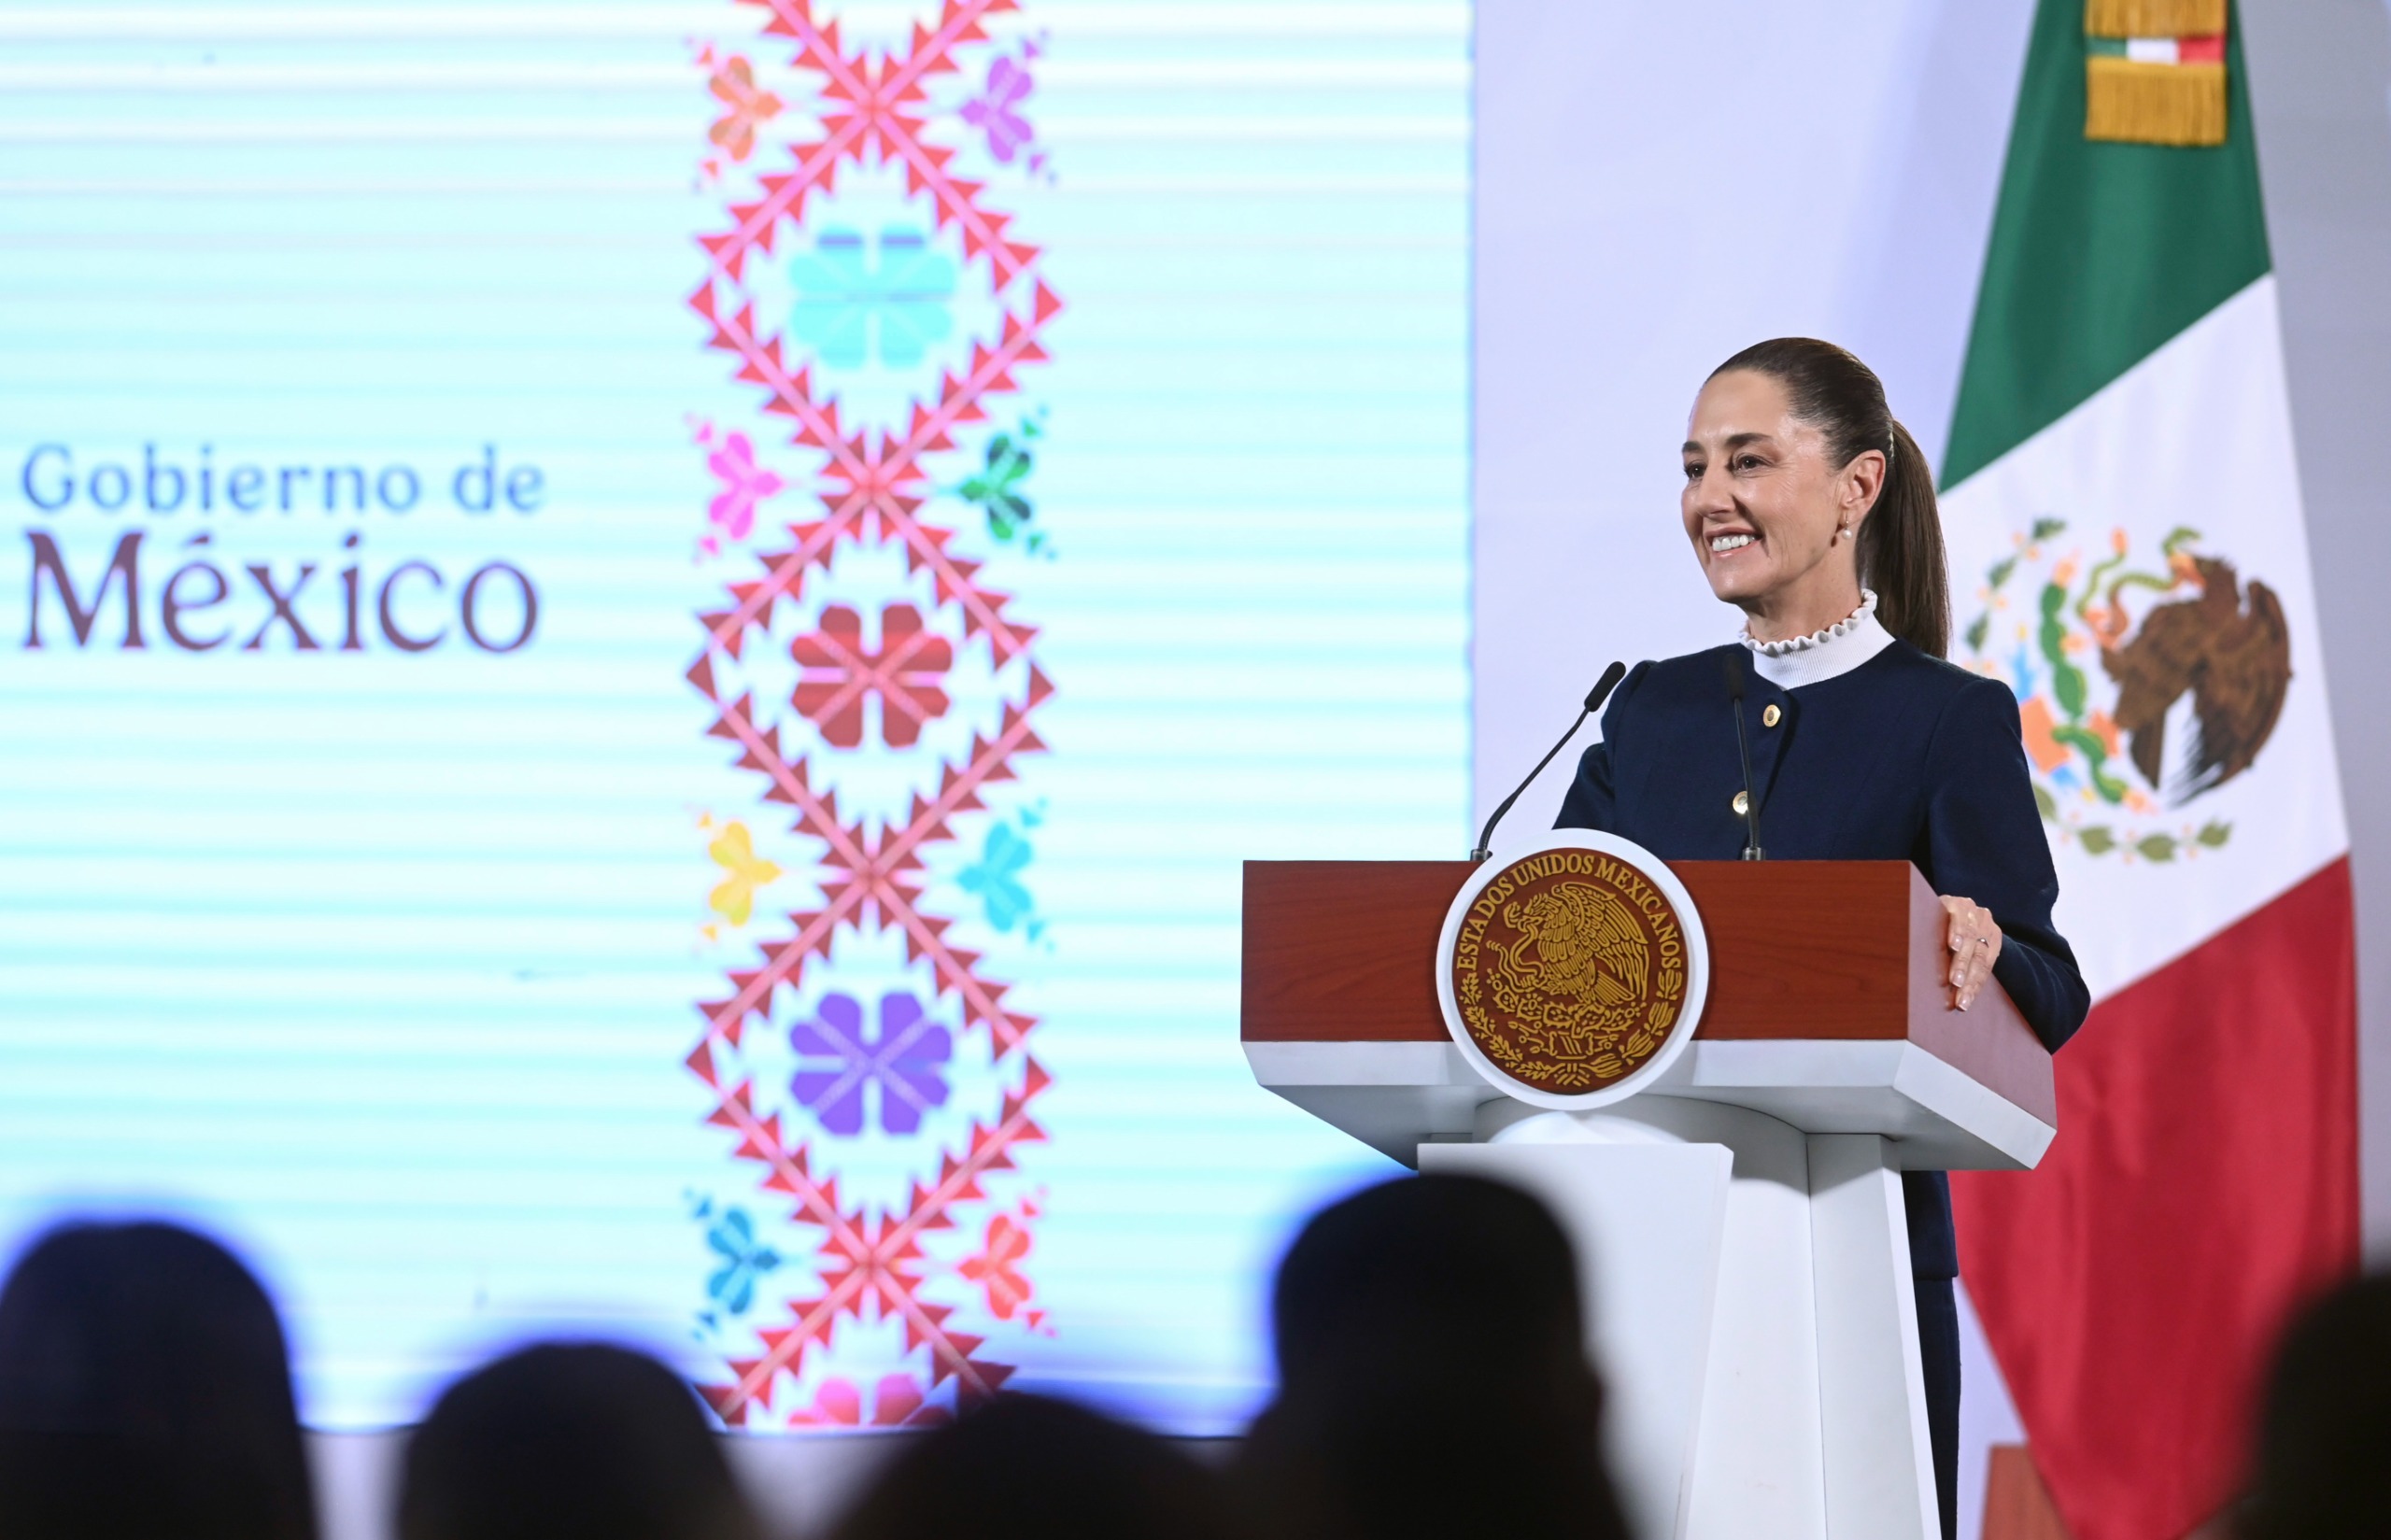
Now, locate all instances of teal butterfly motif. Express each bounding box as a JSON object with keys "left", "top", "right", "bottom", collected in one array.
[
  {"left": 700, "top": 1203, "right": 781, "bottom": 1317},
  {"left": 958, "top": 813, "right": 1045, "bottom": 940}
]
